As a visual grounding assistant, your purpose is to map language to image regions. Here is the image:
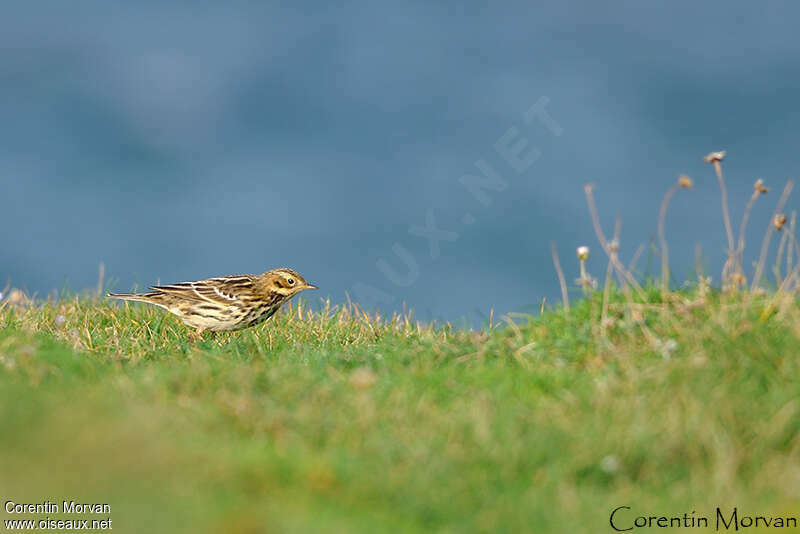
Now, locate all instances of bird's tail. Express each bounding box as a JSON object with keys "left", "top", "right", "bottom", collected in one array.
[{"left": 106, "top": 291, "right": 160, "bottom": 303}]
